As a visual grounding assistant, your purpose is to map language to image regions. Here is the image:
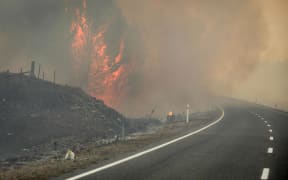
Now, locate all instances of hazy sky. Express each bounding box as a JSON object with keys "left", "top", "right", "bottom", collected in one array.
[
  {"left": 116, "top": 0, "right": 288, "bottom": 114},
  {"left": 0, "top": 0, "right": 287, "bottom": 116},
  {"left": 233, "top": 0, "right": 288, "bottom": 109}
]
